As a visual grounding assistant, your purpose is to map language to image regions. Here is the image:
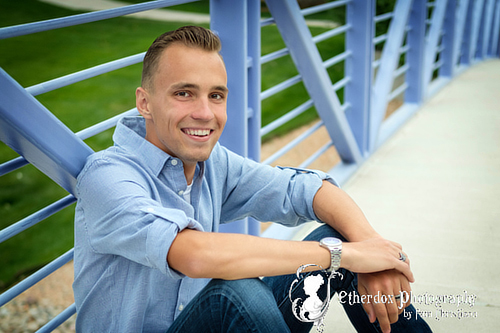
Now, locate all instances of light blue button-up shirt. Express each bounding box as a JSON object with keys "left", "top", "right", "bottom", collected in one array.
[{"left": 73, "top": 116, "right": 336, "bottom": 332}]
